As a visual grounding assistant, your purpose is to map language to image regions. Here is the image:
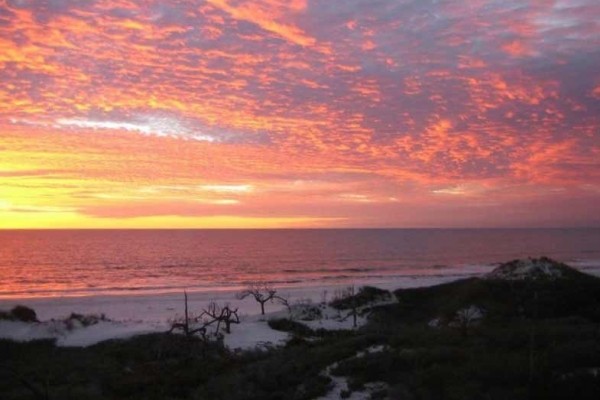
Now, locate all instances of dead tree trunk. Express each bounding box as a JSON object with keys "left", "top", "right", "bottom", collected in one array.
[
  {"left": 259, "top": 300, "right": 266, "bottom": 315},
  {"left": 236, "top": 283, "right": 277, "bottom": 315}
]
